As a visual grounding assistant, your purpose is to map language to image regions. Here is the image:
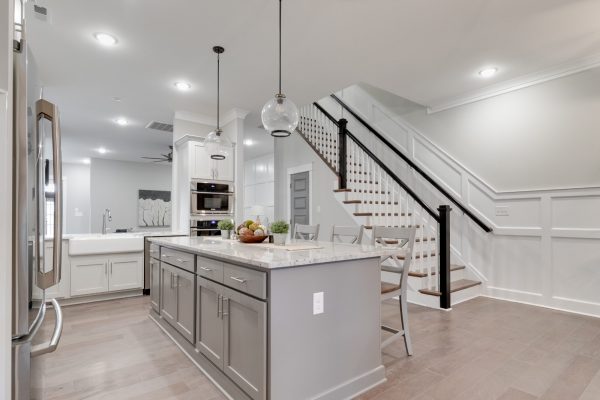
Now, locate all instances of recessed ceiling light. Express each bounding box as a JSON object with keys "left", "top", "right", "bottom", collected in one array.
[
  {"left": 82, "top": 158, "right": 91, "bottom": 165},
  {"left": 479, "top": 67, "right": 498, "bottom": 78},
  {"left": 115, "top": 118, "right": 128, "bottom": 126},
  {"left": 112, "top": 96, "right": 122, "bottom": 102},
  {"left": 243, "top": 139, "right": 254, "bottom": 146},
  {"left": 93, "top": 32, "right": 118, "bottom": 46},
  {"left": 174, "top": 82, "right": 192, "bottom": 91},
  {"left": 97, "top": 147, "right": 107, "bottom": 154}
]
